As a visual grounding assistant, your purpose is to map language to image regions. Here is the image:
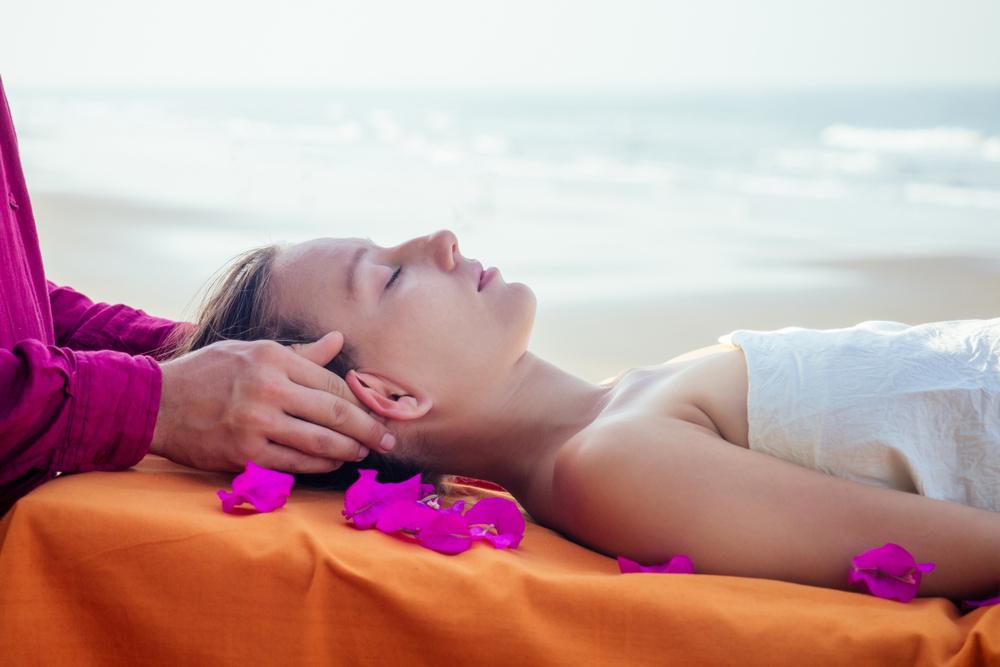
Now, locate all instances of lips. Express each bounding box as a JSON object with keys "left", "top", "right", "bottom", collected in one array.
[
  {"left": 478, "top": 267, "right": 498, "bottom": 291},
  {"left": 472, "top": 260, "right": 486, "bottom": 292}
]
